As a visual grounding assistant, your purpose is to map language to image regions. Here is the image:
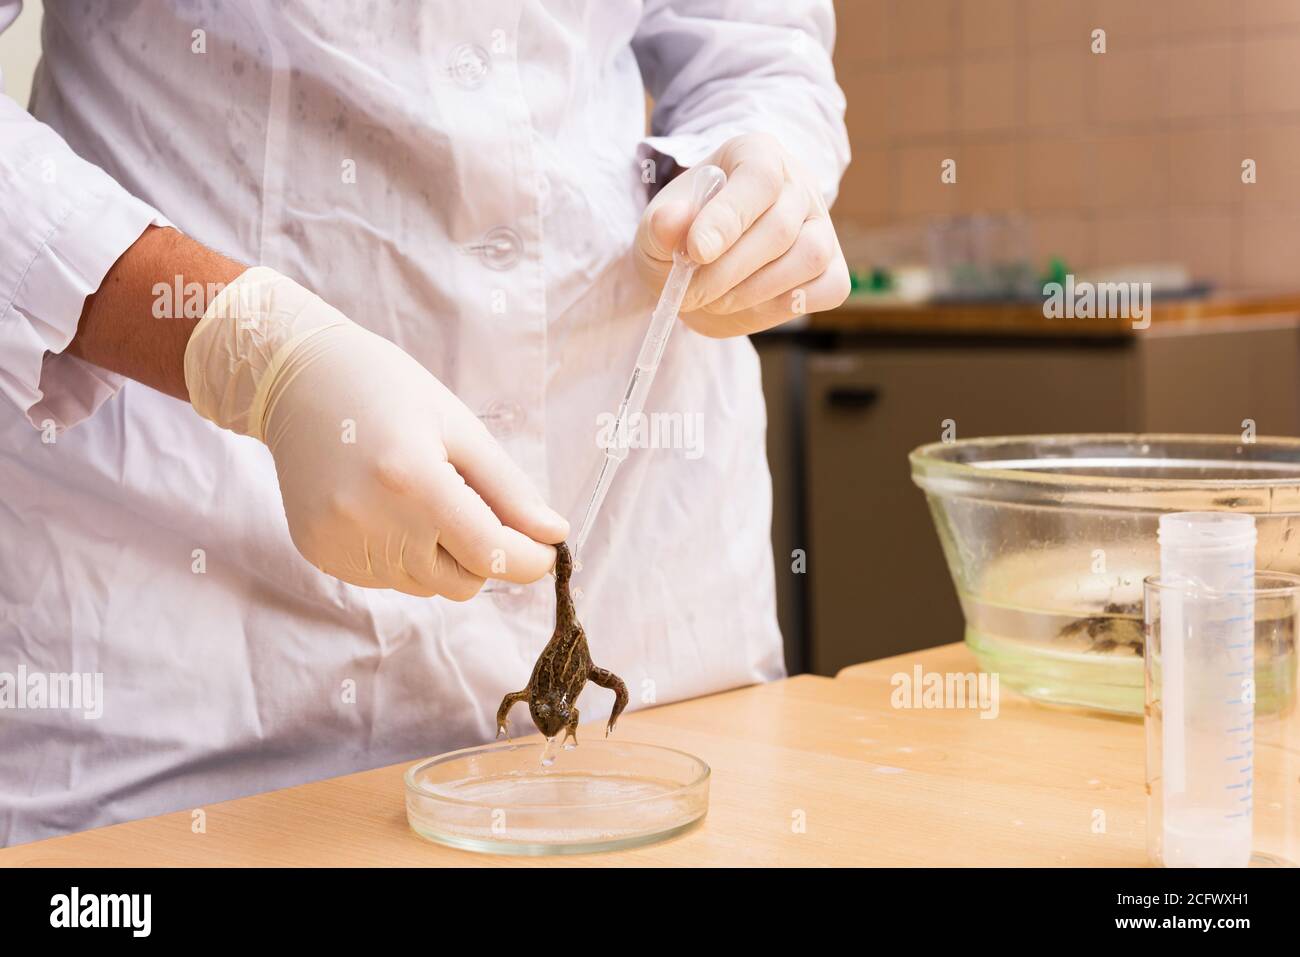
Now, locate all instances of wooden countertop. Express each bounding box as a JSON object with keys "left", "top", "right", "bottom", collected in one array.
[
  {"left": 0, "top": 643, "right": 1149, "bottom": 867},
  {"left": 802, "top": 290, "right": 1300, "bottom": 337}
]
